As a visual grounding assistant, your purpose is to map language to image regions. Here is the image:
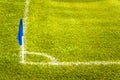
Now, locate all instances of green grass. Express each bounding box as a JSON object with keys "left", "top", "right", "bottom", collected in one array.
[
  {"left": 26, "top": 0, "right": 120, "bottom": 62},
  {"left": 53, "top": 0, "right": 104, "bottom": 3},
  {"left": 1, "top": 0, "right": 120, "bottom": 80},
  {"left": 25, "top": 54, "right": 51, "bottom": 62}
]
